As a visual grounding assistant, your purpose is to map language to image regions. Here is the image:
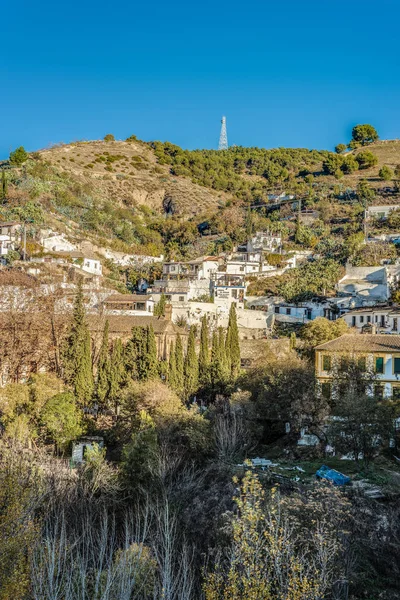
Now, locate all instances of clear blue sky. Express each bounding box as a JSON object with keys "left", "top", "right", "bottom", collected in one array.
[{"left": 2, "top": 0, "right": 400, "bottom": 157}]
